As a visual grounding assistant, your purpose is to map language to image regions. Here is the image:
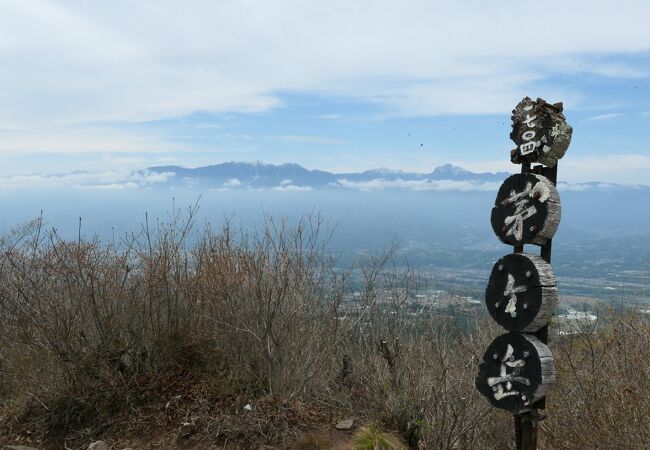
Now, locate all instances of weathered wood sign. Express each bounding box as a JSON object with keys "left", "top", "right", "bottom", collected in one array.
[
  {"left": 485, "top": 253, "right": 557, "bottom": 332},
  {"left": 477, "top": 96, "right": 571, "bottom": 449},
  {"left": 510, "top": 97, "right": 573, "bottom": 167},
  {"left": 475, "top": 333, "right": 556, "bottom": 413},
  {"left": 490, "top": 173, "right": 561, "bottom": 246}
]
